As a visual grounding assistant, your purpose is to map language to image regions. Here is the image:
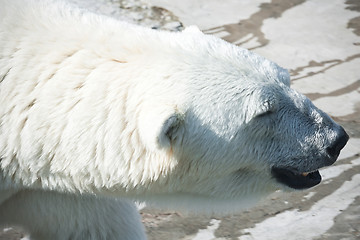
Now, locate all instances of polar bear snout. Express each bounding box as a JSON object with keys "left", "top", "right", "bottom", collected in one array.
[
  {"left": 268, "top": 108, "right": 349, "bottom": 191},
  {"left": 325, "top": 126, "right": 349, "bottom": 164}
]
